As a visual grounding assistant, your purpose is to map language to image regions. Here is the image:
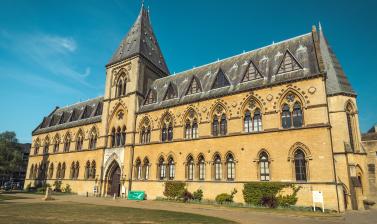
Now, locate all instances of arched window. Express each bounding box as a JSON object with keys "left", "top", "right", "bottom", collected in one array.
[
  {"left": 122, "top": 79, "right": 127, "bottom": 96},
  {"left": 75, "top": 161, "right": 80, "bottom": 179},
  {"left": 70, "top": 162, "right": 75, "bottom": 179},
  {"left": 294, "top": 150, "right": 307, "bottom": 181},
  {"left": 346, "top": 103, "right": 356, "bottom": 150},
  {"left": 214, "top": 154, "right": 222, "bottom": 180},
  {"left": 61, "top": 162, "right": 66, "bottom": 179},
  {"left": 162, "top": 124, "right": 167, "bottom": 142},
  {"left": 111, "top": 128, "right": 116, "bottom": 147},
  {"left": 34, "top": 140, "right": 40, "bottom": 155},
  {"left": 56, "top": 163, "right": 62, "bottom": 179},
  {"left": 29, "top": 164, "right": 34, "bottom": 179},
  {"left": 89, "top": 129, "right": 97, "bottom": 150},
  {"left": 192, "top": 119, "right": 198, "bottom": 139},
  {"left": 53, "top": 136, "right": 59, "bottom": 153},
  {"left": 116, "top": 79, "right": 123, "bottom": 97},
  {"left": 244, "top": 111, "right": 252, "bottom": 132},
  {"left": 43, "top": 137, "right": 50, "bottom": 155},
  {"left": 141, "top": 127, "right": 146, "bottom": 144},
  {"left": 135, "top": 159, "right": 142, "bottom": 180},
  {"left": 90, "top": 161, "right": 96, "bottom": 179},
  {"left": 85, "top": 161, "right": 90, "bottom": 180},
  {"left": 253, "top": 109, "right": 262, "bottom": 131},
  {"left": 184, "top": 110, "right": 199, "bottom": 139},
  {"left": 63, "top": 134, "right": 71, "bottom": 152},
  {"left": 282, "top": 104, "right": 292, "bottom": 128},
  {"left": 167, "top": 123, "right": 173, "bottom": 141},
  {"left": 212, "top": 116, "right": 219, "bottom": 136},
  {"left": 158, "top": 157, "right": 166, "bottom": 180},
  {"left": 185, "top": 121, "right": 192, "bottom": 139},
  {"left": 168, "top": 157, "right": 175, "bottom": 180},
  {"left": 292, "top": 102, "right": 303, "bottom": 128},
  {"left": 198, "top": 155, "right": 205, "bottom": 180},
  {"left": 76, "top": 132, "right": 83, "bottom": 151},
  {"left": 259, "top": 152, "right": 270, "bottom": 181},
  {"left": 186, "top": 156, "right": 194, "bottom": 180},
  {"left": 48, "top": 163, "right": 54, "bottom": 179},
  {"left": 121, "top": 126, "right": 126, "bottom": 146},
  {"left": 220, "top": 114, "right": 227, "bottom": 135},
  {"left": 140, "top": 118, "right": 151, "bottom": 144},
  {"left": 143, "top": 158, "right": 150, "bottom": 180},
  {"left": 116, "top": 127, "right": 121, "bottom": 146},
  {"left": 226, "top": 154, "right": 235, "bottom": 181}
]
